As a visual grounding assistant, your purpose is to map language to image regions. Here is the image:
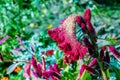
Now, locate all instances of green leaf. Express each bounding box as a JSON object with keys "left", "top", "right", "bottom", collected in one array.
[
  {"left": 64, "top": 66, "right": 70, "bottom": 72},
  {"left": 97, "top": 28, "right": 105, "bottom": 35},
  {"left": 105, "top": 69, "right": 110, "bottom": 79},
  {"left": 105, "top": 36, "right": 118, "bottom": 43},
  {"left": 81, "top": 70, "right": 92, "bottom": 80}
]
